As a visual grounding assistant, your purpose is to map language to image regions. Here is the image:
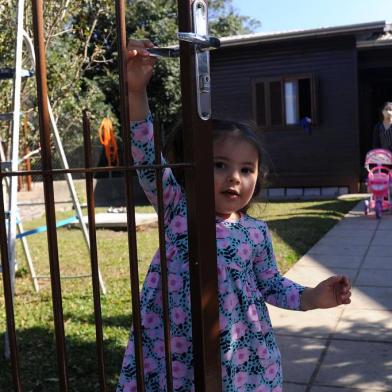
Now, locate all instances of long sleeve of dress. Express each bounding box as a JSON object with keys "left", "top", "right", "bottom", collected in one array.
[
  {"left": 253, "top": 224, "right": 305, "bottom": 310},
  {"left": 131, "top": 113, "right": 184, "bottom": 223}
]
